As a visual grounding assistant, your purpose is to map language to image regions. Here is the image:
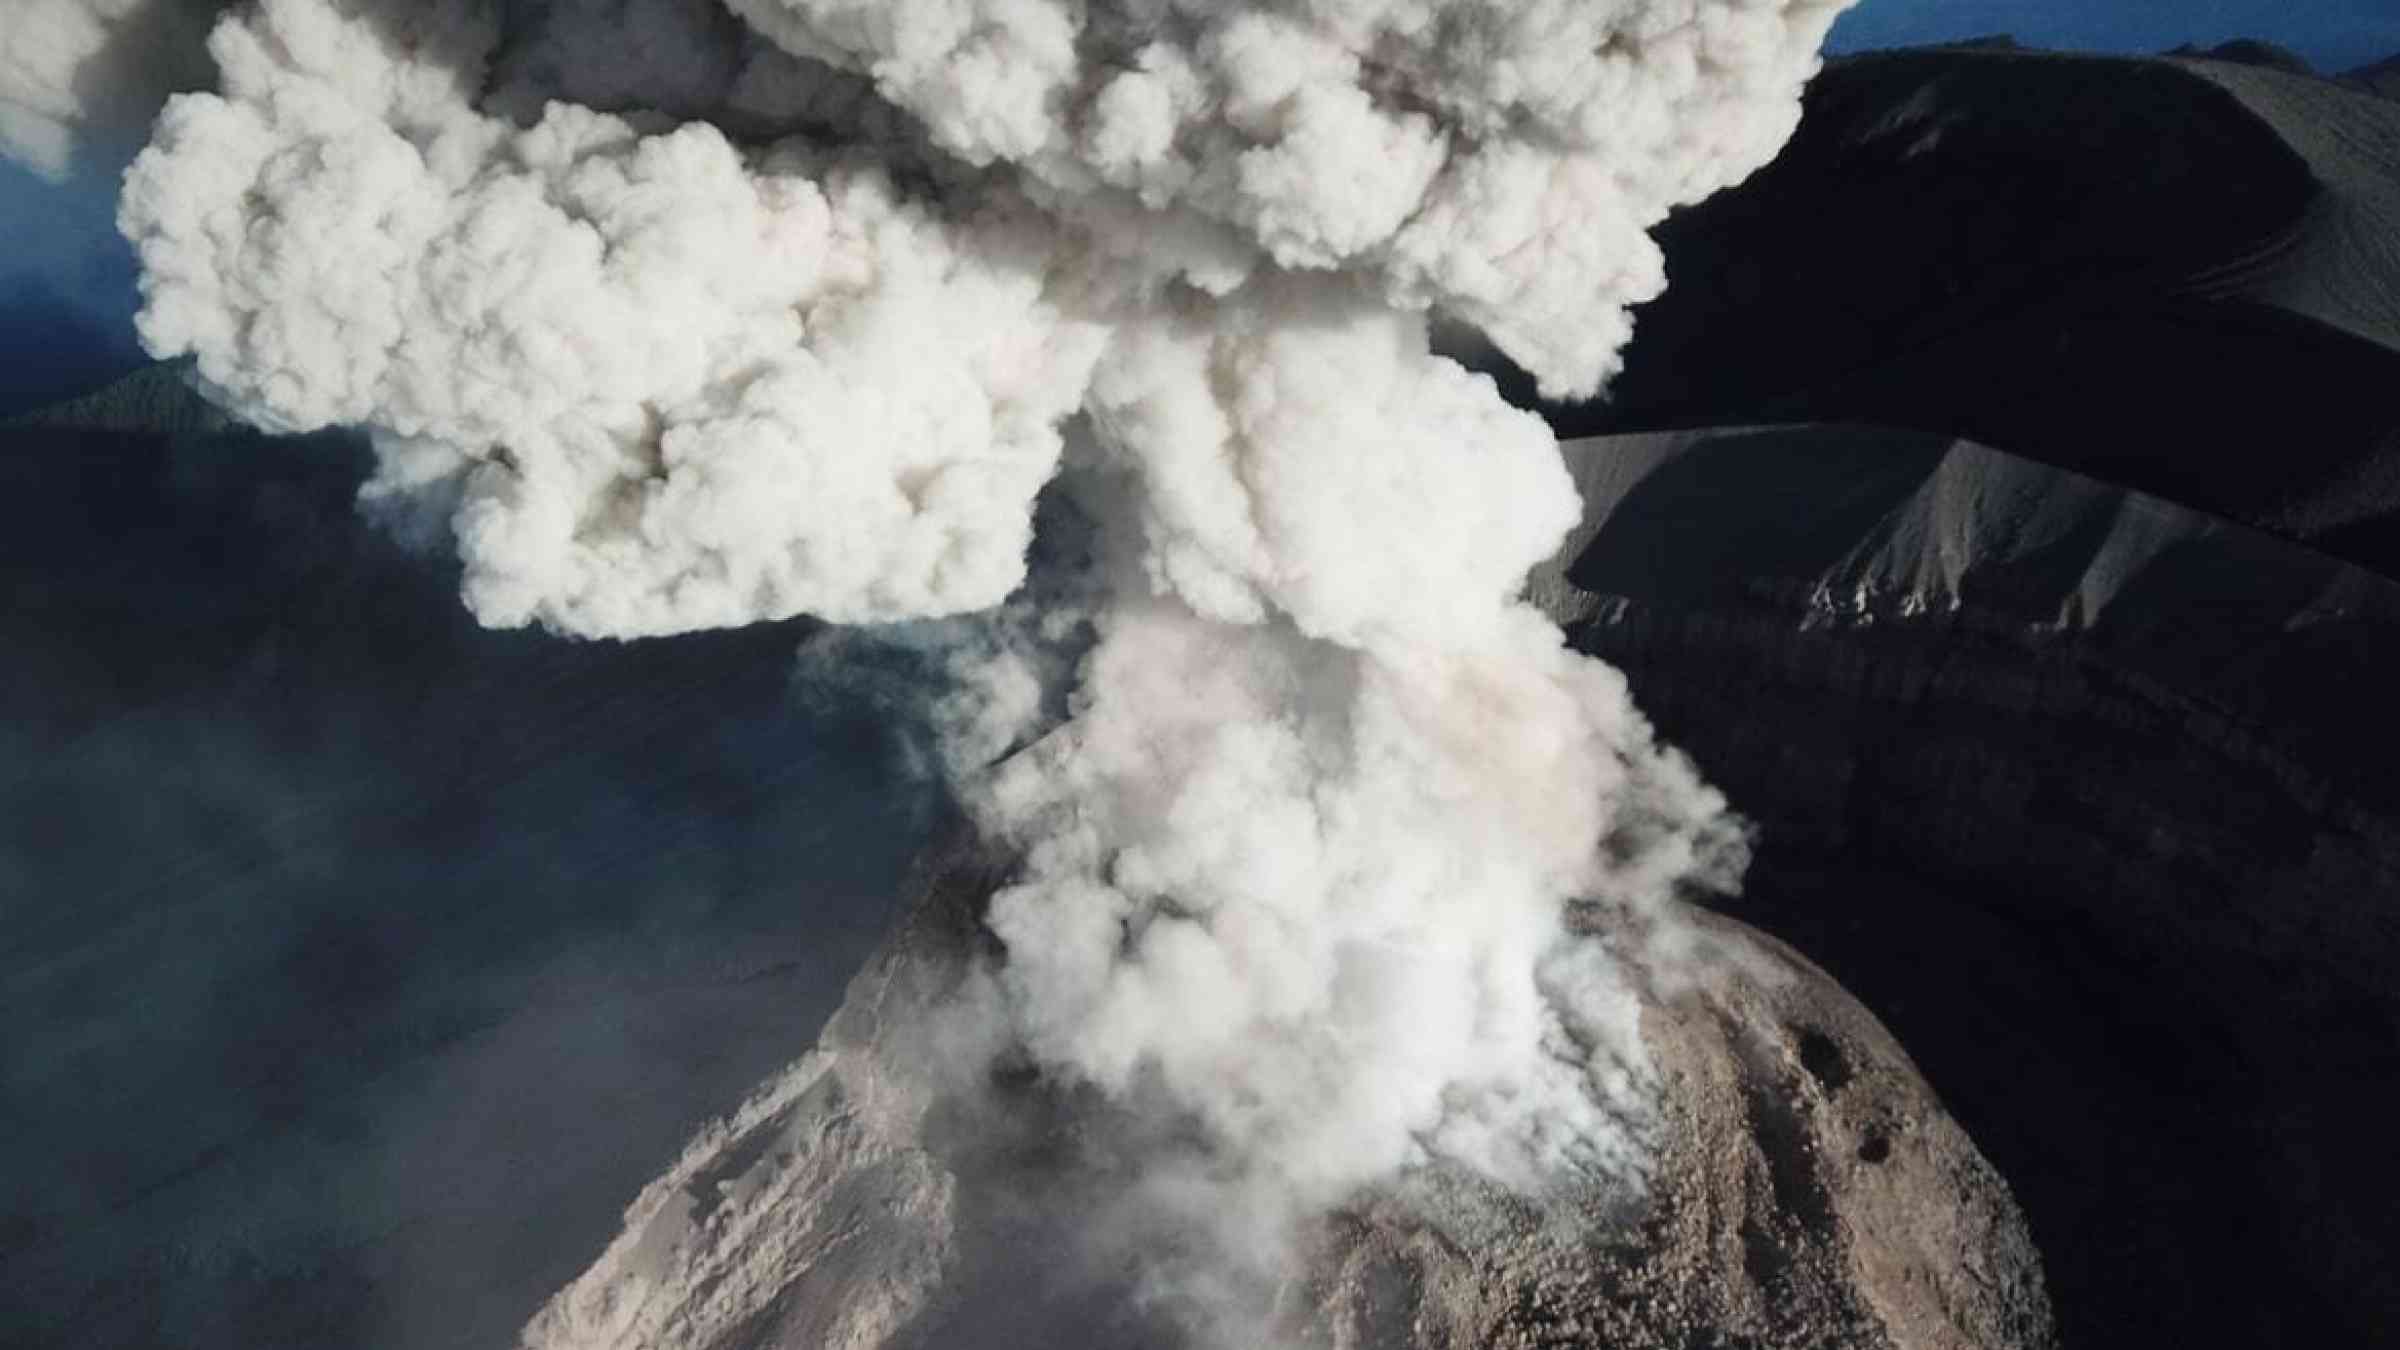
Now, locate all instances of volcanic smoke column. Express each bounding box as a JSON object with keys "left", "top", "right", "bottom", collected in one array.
[{"left": 96, "top": 0, "right": 1855, "bottom": 1325}]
